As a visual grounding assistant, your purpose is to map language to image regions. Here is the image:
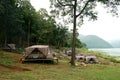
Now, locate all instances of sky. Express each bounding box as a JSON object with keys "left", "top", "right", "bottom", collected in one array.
[{"left": 30, "top": 0, "right": 120, "bottom": 42}]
